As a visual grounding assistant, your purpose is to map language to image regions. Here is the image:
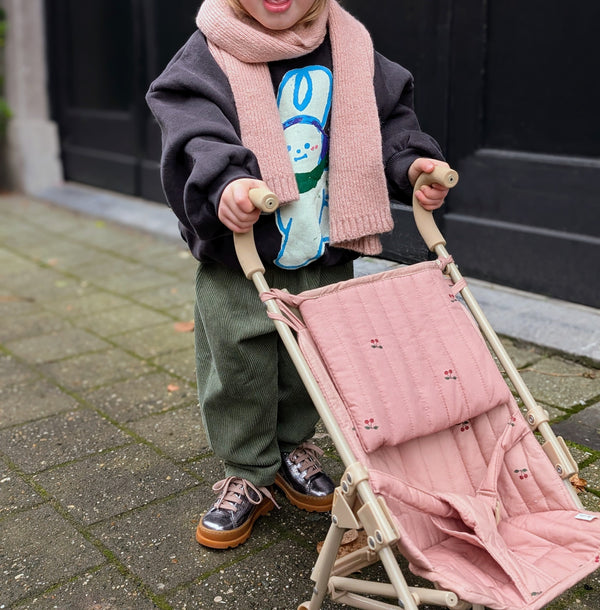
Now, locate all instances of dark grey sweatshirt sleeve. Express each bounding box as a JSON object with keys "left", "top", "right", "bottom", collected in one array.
[
  {"left": 374, "top": 52, "right": 445, "bottom": 204},
  {"left": 146, "top": 32, "right": 260, "bottom": 243}
]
